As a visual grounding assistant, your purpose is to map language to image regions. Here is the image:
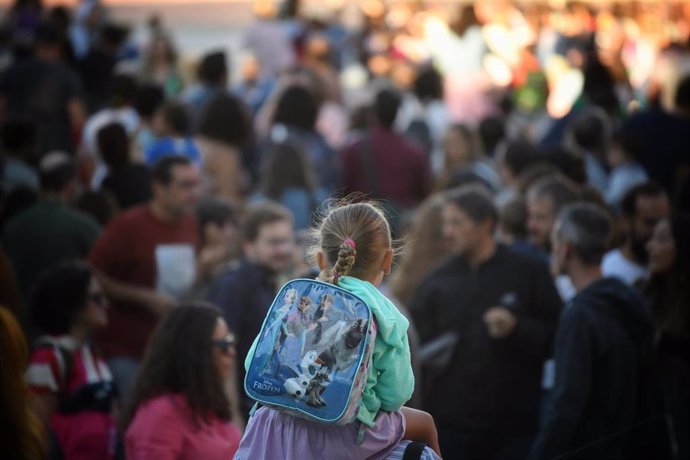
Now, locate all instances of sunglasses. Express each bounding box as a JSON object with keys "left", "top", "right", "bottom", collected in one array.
[
  {"left": 89, "top": 292, "right": 107, "bottom": 306},
  {"left": 212, "top": 334, "right": 237, "bottom": 354}
]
